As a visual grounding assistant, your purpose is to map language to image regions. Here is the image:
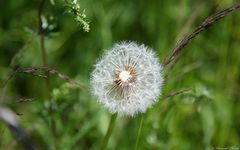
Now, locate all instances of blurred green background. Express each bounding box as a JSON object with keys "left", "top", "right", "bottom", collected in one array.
[{"left": 0, "top": 0, "right": 240, "bottom": 149}]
